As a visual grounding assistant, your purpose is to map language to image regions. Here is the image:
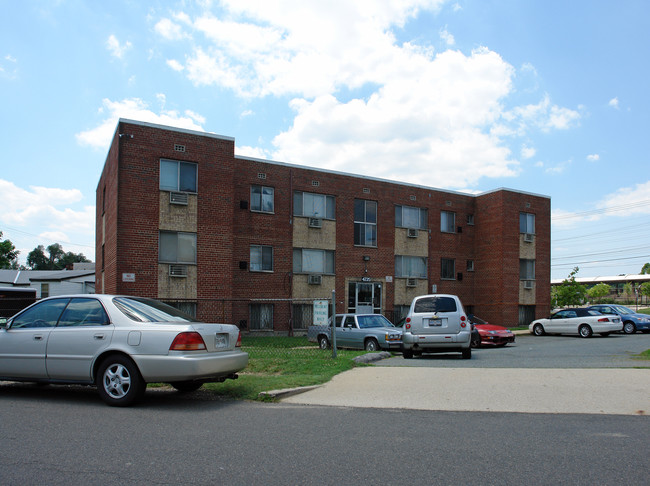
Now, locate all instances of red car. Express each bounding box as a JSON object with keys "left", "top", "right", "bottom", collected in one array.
[{"left": 469, "top": 315, "right": 515, "bottom": 347}]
